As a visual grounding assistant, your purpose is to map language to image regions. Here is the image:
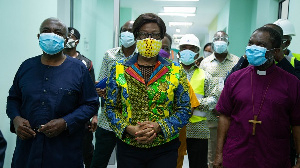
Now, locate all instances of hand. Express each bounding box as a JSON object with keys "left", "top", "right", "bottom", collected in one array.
[
  {"left": 39, "top": 118, "right": 67, "bottom": 138},
  {"left": 135, "top": 121, "right": 160, "bottom": 144},
  {"left": 212, "top": 109, "right": 220, "bottom": 118},
  {"left": 293, "top": 160, "right": 300, "bottom": 168},
  {"left": 96, "top": 88, "right": 106, "bottom": 98},
  {"left": 89, "top": 115, "right": 98, "bottom": 132},
  {"left": 125, "top": 122, "right": 158, "bottom": 144},
  {"left": 213, "top": 153, "right": 223, "bottom": 168},
  {"left": 137, "top": 121, "right": 161, "bottom": 134},
  {"left": 125, "top": 125, "right": 141, "bottom": 137},
  {"left": 13, "top": 116, "right": 36, "bottom": 140}
]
